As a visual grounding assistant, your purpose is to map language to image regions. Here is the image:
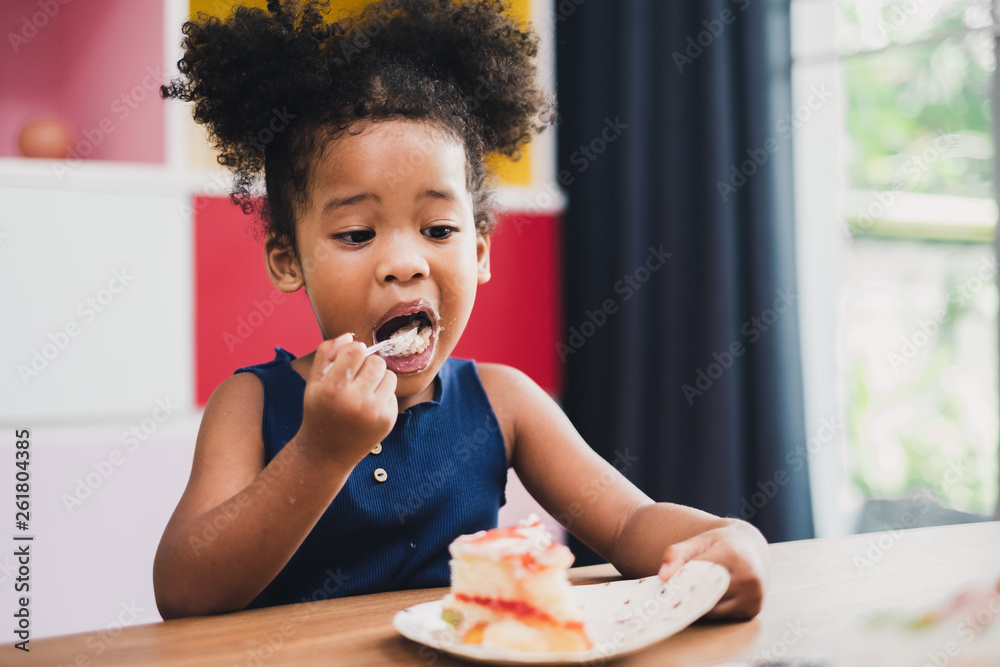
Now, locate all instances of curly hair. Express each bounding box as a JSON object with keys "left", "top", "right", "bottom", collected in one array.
[{"left": 162, "top": 0, "right": 554, "bottom": 251}]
